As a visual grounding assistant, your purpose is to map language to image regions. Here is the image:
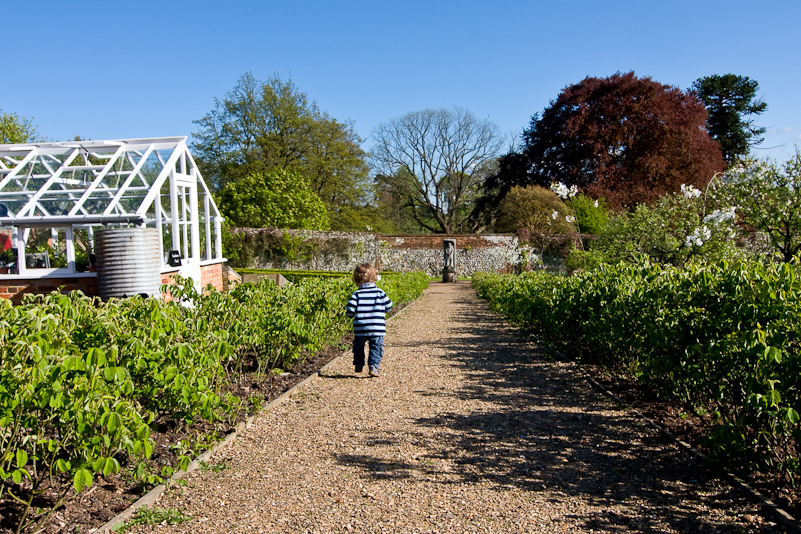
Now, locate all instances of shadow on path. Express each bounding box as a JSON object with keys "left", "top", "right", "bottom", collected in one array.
[{"left": 333, "top": 287, "right": 766, "bottom": 533}]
